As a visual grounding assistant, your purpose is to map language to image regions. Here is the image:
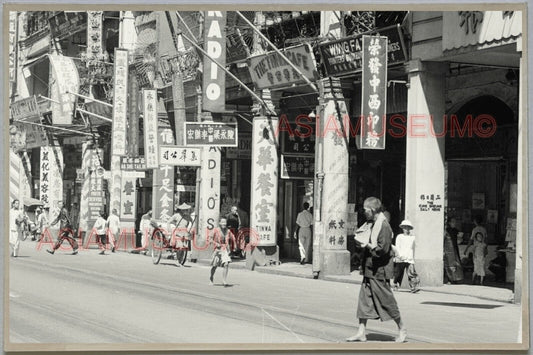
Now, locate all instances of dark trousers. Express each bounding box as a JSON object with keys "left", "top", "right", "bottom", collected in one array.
[
  {"left": 96, "top": 234, "right": 107, "bottom": 250},
  {"left": 53, "top": 230, "right": 79, "bottom": 251},
  {"left": 394, "top": 262, "right": 420, "bottom": 290}
]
